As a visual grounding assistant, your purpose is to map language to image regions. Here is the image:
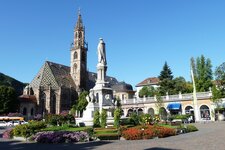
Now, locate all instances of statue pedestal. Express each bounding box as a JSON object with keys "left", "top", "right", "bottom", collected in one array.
[
  {"left": 76, "top": 102, "right": 99, "bottom": 126},
  {"left": 76, "top": 38, "right": 115, "bottom": 126}
]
